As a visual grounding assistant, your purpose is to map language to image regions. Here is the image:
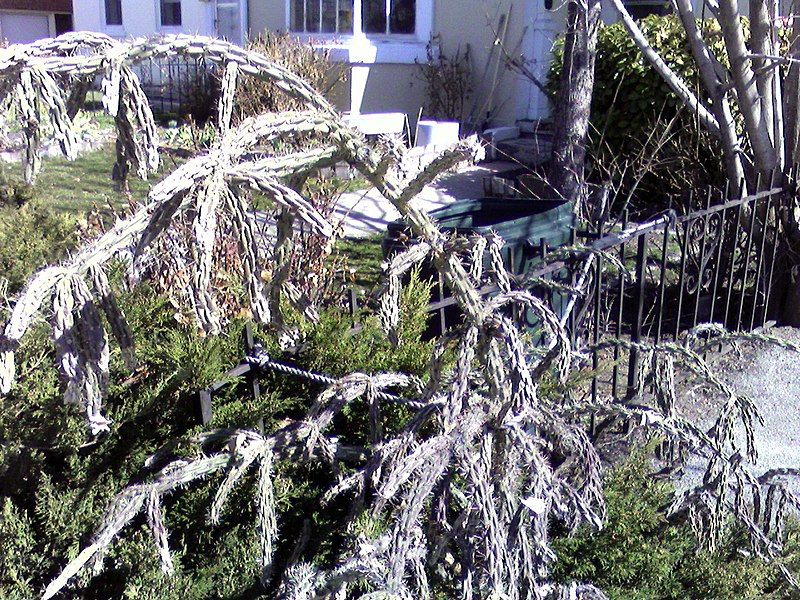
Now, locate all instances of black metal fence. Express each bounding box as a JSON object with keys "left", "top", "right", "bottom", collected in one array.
[
  {"left": 135, "top": 56, "right": 217, "bottom": 119},
  {"left": 425, "top": 170, "right": 794, "bottom": 402},
  {"left": 198, "top": 172, "right": 796, "bottom": 424}
]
